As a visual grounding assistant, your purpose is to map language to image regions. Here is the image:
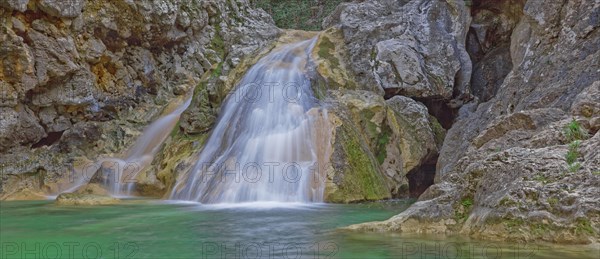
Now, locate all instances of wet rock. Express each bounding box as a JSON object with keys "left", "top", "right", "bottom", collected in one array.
[
  {"left": 324, "top": 91, "right": 390, "bottom": 202},
  {"left": 73, "top": 183, "right": 110, "bottom": 196},
  {"left": 310, "top": 28, "right": 358, "bottom": 92},
  {"left": 55, "top": 193, "right": 119, "bottom": 206},
  {"left": 180, "top": 88, "right": 216, "bottom": 135},
  {"left": 173, "top": 84, "right": 188, "bottom": 96}
]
